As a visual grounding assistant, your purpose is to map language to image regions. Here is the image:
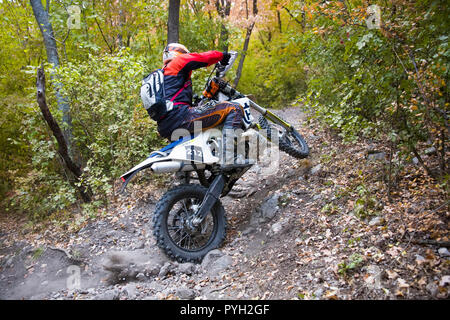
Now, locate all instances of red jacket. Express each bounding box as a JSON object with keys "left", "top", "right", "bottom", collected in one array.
[{"left": 157, "top": 50, "right": 224, "bottom": 138}]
